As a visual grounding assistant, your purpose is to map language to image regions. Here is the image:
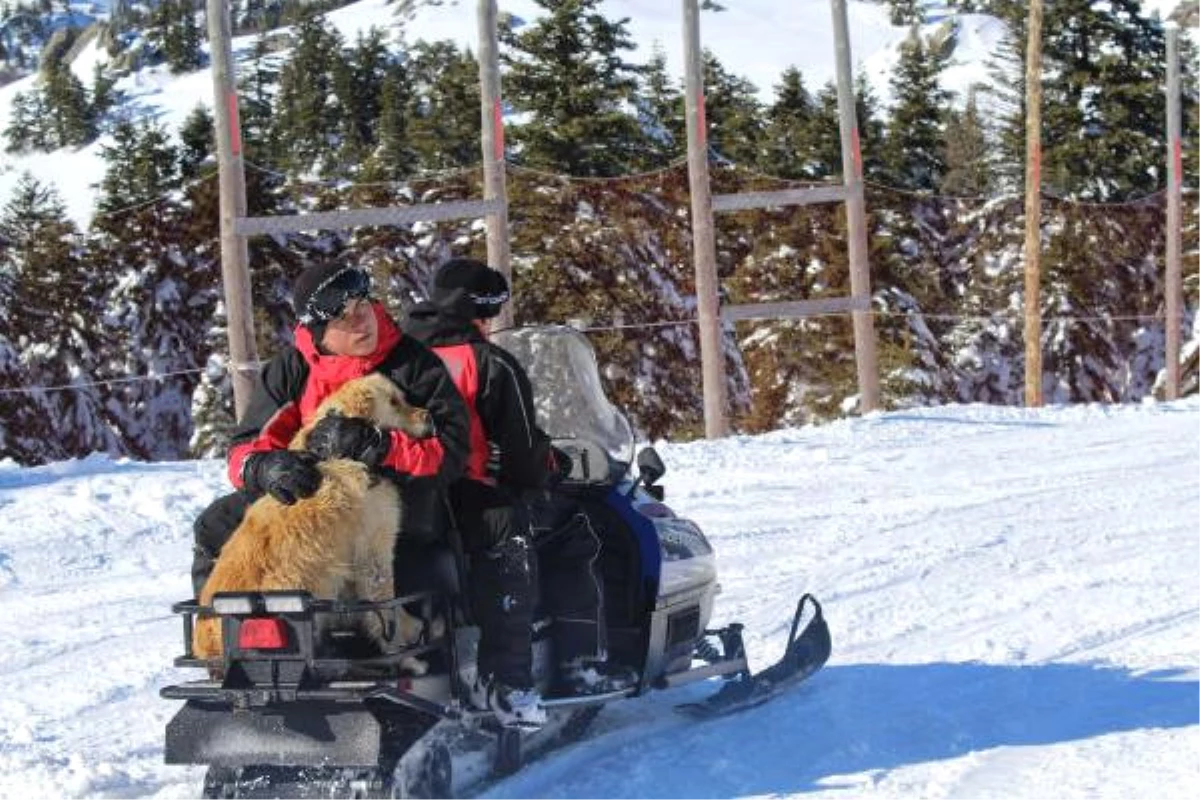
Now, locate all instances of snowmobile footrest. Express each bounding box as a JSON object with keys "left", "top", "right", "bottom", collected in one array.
[
  {"left": 540, "top": 686, "right": 637, "bottom": 709},
  {"left": 655, "top": 656, "right": 750, "bottom": 690}
]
